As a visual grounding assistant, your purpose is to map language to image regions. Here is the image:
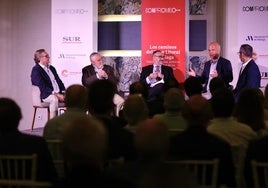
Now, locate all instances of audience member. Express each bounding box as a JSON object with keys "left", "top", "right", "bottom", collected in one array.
[
  {"left": 209, "top": 77, "right": 226, "bottom": 97},
  {"left": 105, "top": 118, "right": 197, "bottom": 188},
  {"left": 244, "top": 135, "right": 268, "bottom": 188},
  {"left": 187, "top": 41, "right": 233, "bottom": 92},
  {"left": 122, "top": 94, "right": 149, "bottom": 131},
  {"left": 0, "top": 98, "right": 58, "bottom": 183},
  {"left": 163, "top": 77, "right": 181, "bottom": 93},
  {"left": 233, "top": 44, "right": 261, "bottom": 102},
  {"left": 59, "top": 114, "right": 133, "bottom": 188},
  {"left": 43, "top": 84, "right": 88, "bottom": 140},
  {"left": 254, "top": 87, "right": 268, "bottom": 121},
  {"left": 168, "top": 95, "right": 236, "bottom": 187},
  {"left": 208, "top": 88, "right": 256, "bottom": 148},
  {"left": 263, "top": 83, "right": 268, "bottom": 110},
  {"left": 234, "top": 88, "right": 268, "bottom": 136},
  {"left": 140, "top": 50, "right": 176, "bottom": 102},
  {"left": 31, "top": 49, "right": 66, "bottom": 118},
  {"left": 87, "top": 79, "right": 136, "bottom": 161},
  {"left": 129, "top": 81, "right": 149, "bottom": 99},
  {"left": 82, "top": 52, "right": 124, "bottom": 116},
  {"left": 154, "top": 88, "right": 187, "bottom": 130},
  {"left": 183, "top": 76, "right": 203, "bottom": 99}
]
